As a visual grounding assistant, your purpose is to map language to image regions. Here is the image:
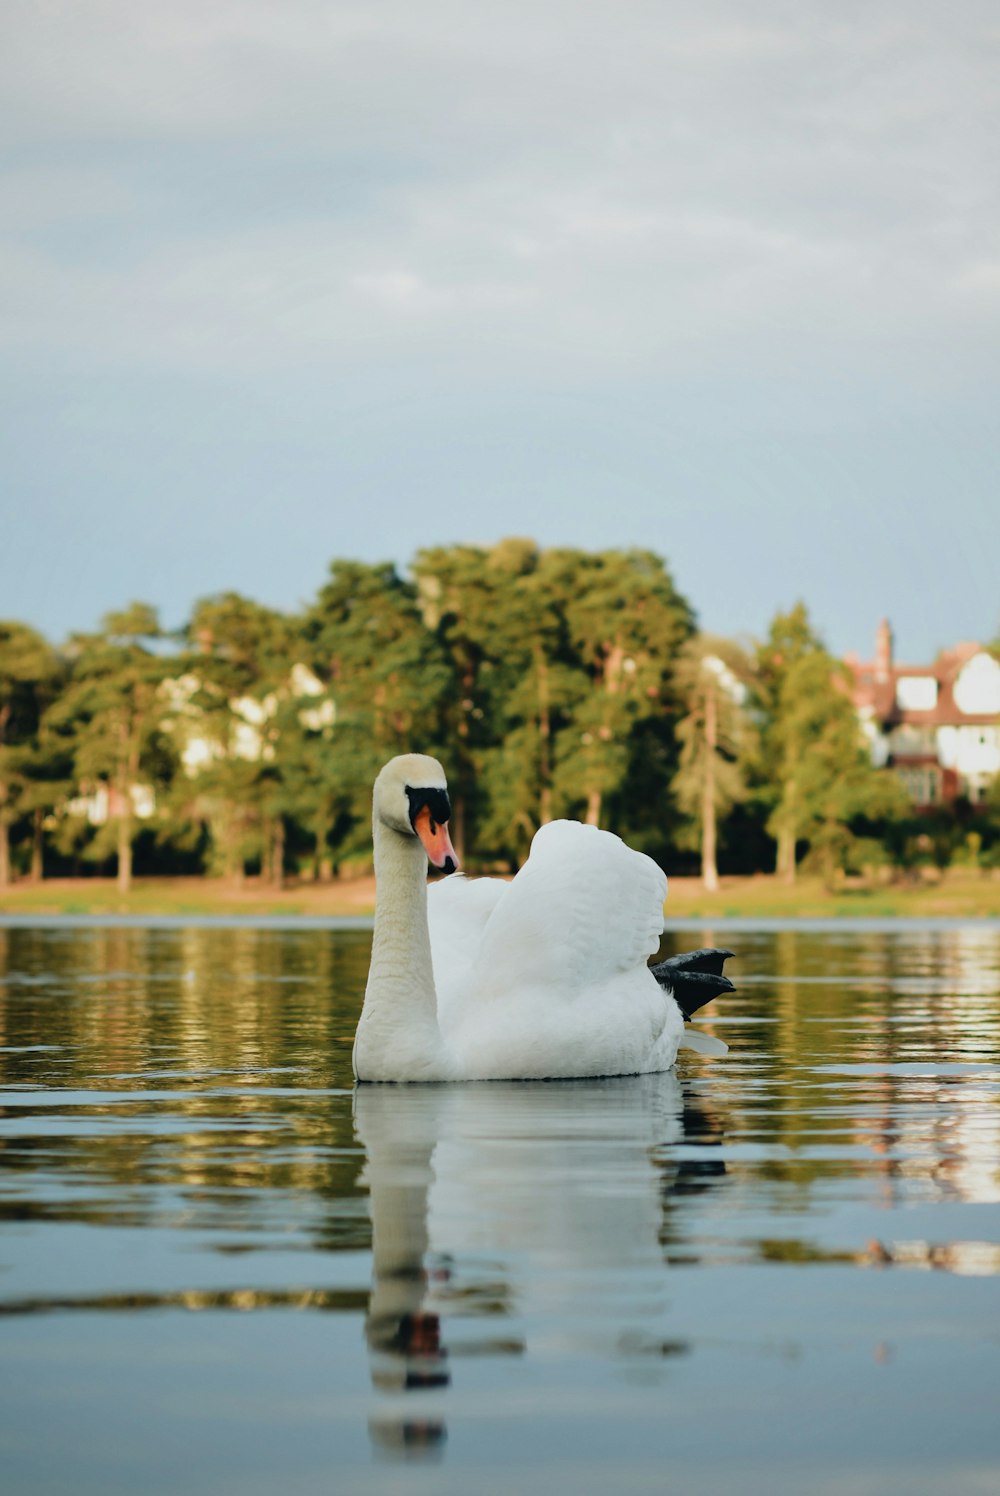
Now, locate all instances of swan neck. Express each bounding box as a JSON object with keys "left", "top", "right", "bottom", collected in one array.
[{"left": 353, "top": 817, "right": 449, "bottom": 1081}]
